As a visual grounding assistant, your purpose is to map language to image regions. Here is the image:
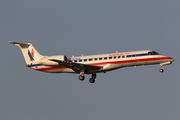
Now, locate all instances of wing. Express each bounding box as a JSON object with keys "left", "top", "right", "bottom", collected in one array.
[{"left": 49, "top": 59, "right": 102, "bottom": 73}]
